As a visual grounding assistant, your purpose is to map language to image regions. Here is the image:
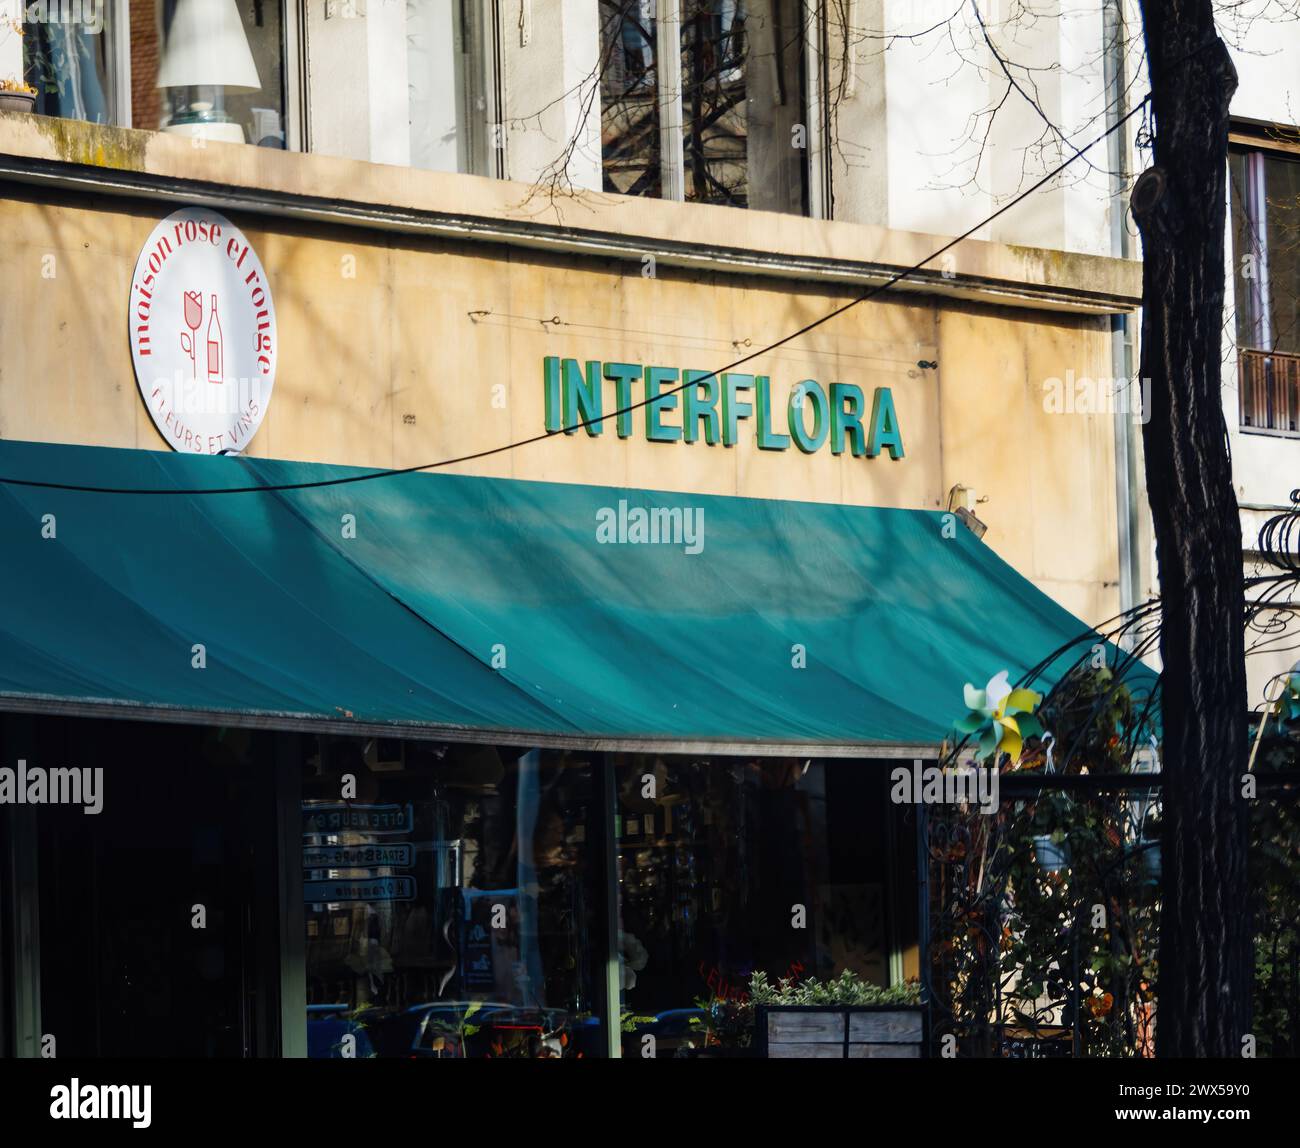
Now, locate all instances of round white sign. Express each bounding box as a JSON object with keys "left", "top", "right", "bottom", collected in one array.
[{"left": 128, "top": 207, "right": 277, "bottom": 454}]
